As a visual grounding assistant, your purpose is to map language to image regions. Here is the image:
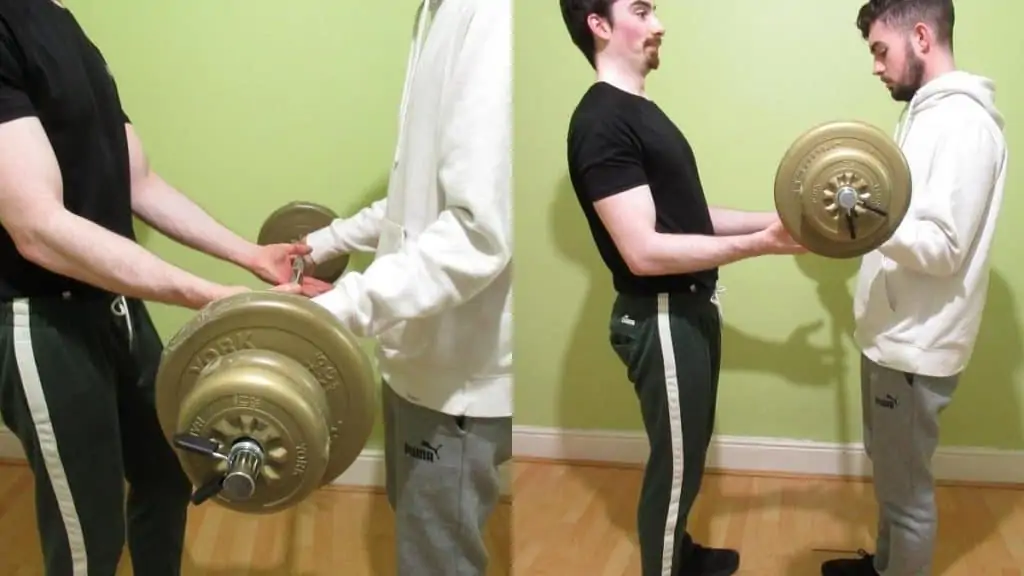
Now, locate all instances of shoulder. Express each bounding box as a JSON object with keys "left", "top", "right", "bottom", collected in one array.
[
  {"left": 446, "top": 0, "right": 508, "bottom": 33},
  {"left": 568, "top": 86, "right": 637, "bottom": 144},
  {"left": 931, "top": 98, "right": 1005, "bottom": 152}
]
